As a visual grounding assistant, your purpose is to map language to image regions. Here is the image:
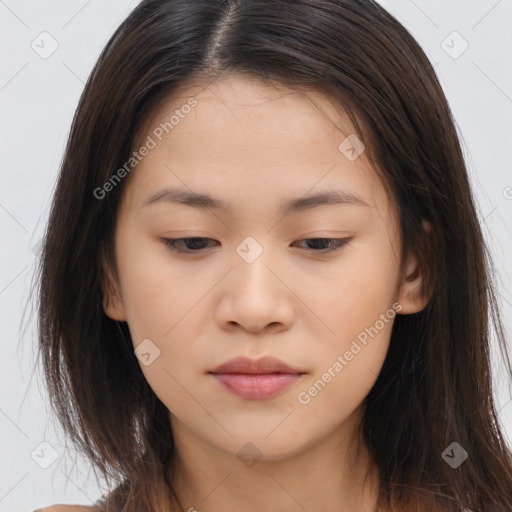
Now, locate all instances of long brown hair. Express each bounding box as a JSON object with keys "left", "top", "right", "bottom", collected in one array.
[{"left": 35, "top": 0, "right": 512, "bottom": 510}]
